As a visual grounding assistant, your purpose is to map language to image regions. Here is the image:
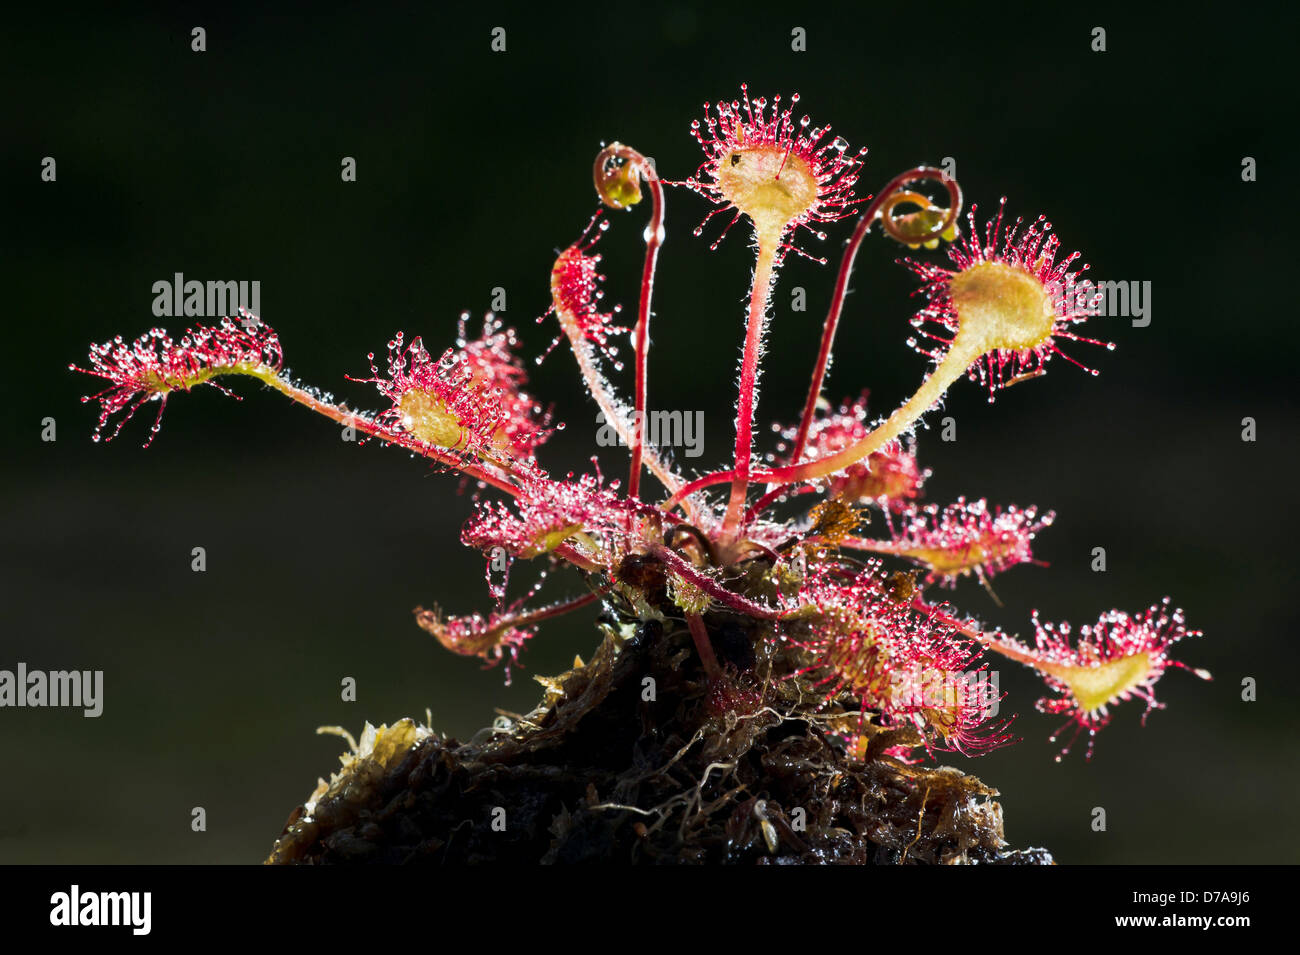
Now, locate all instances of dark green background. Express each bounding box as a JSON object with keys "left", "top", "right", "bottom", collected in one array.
[{"left": 3, "top": 5, "right": 1295, "bottom": 863}]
